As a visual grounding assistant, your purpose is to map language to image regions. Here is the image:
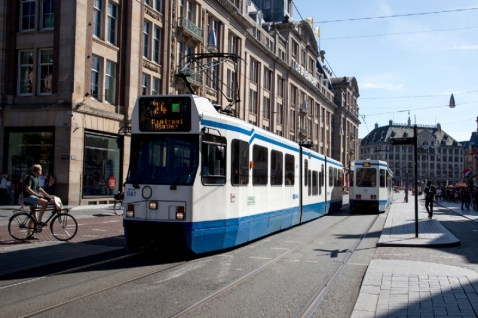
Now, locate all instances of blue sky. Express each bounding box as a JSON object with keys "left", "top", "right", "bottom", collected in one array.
[{"left": 293, "top": 0, "right": 478, "bottom": 142}]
